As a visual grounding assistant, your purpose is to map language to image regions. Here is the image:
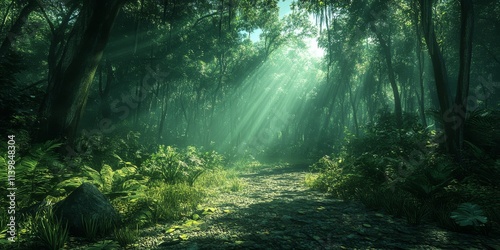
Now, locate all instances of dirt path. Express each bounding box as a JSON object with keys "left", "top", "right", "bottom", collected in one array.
[{"left": 138, "top": 164, "right": 500, "bottom": 250}]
